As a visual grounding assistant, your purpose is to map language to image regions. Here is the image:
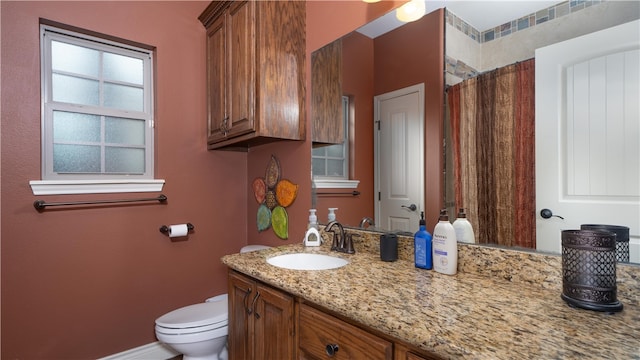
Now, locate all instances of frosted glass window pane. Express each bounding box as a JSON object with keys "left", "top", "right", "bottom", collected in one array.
[
  {"left": 53, "top": 111, "right": 101, "bottom": 143},
  {"left": 327, "top": 159, "right": 345, "bottom": 177},
  {"left": 52, "top": 74, "right": 99, "bottom": 106},
  {"left": 51, "top": 41, "right": 99, "bottom": 77},
  {"left": 312, "top": 147, "right": 326, "bottom": 156},
  {"left": 106, "top": 117, "right": 145, "bottom": 146},
  {"left": 104, "top": 52, "right": 143, "bottom": 85},
  {"left": 53, "top": 144, "right": 101, "bottom": 173},
  {"left": 105, "top": 147, "right": 145, "bottom": 173},
  {"left": 104, "top": 83, "right": 143, "bottom": 111},
  {"left": 312, "top": 158, "right": 326, "bottom": 176},
  {"left": 326, "top": 144, "right": 344, "bottom": 158}
]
